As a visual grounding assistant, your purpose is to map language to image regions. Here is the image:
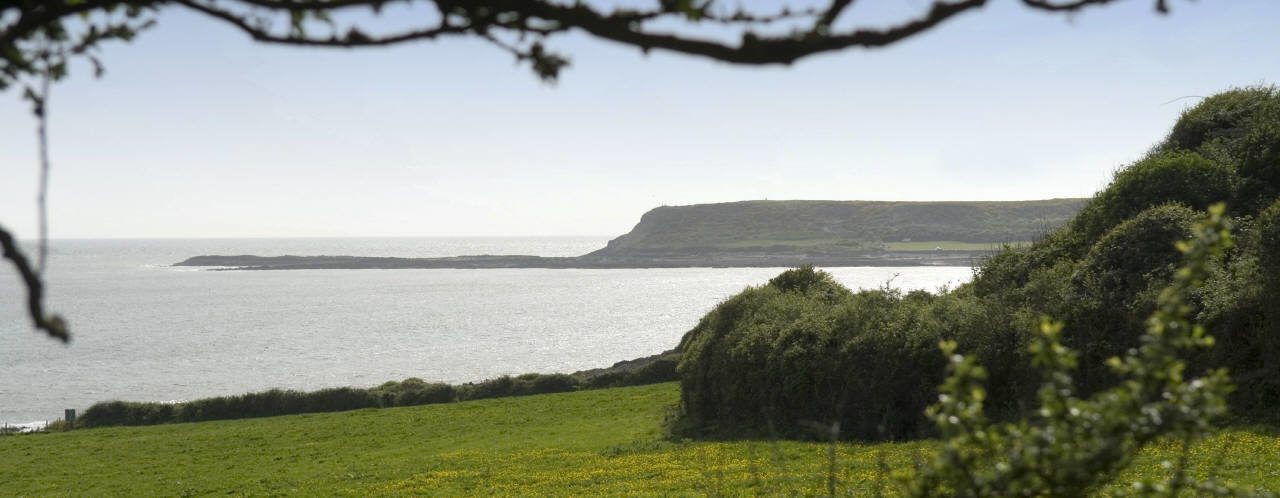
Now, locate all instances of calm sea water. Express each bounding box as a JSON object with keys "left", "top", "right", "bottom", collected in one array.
[{"left": 0, "top": 238, "right": 972, "bottom": 425}]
